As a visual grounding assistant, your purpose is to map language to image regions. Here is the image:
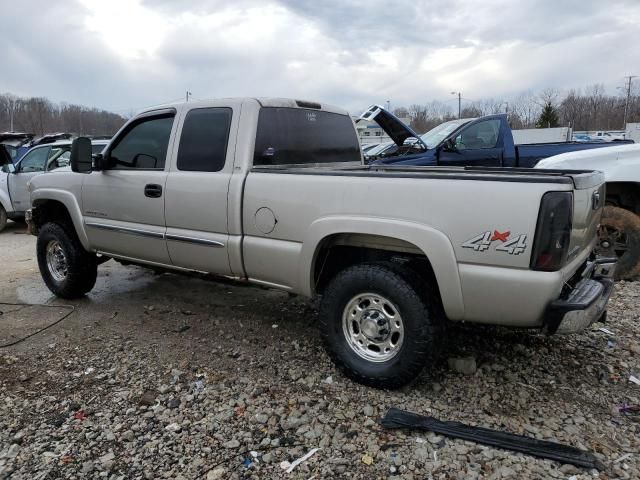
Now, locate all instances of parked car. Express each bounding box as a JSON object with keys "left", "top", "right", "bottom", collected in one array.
[
  {"left": 536, "top": 144, "right": 640, "bottom": 279},
  {"left": 591, "top": 131, "right": 626, "bottom": 142},
  {"left": 360, "top": 106, "right": 634, "bottom": 168},
  {"left": 573, "top": 134, "right": 602, "bottom": 143},
  {"left": 0, "top": 139, "right": 108, "bottom": 231},
  {"left": 27, "top": 97, "right": 613, "bottom": 389}
]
